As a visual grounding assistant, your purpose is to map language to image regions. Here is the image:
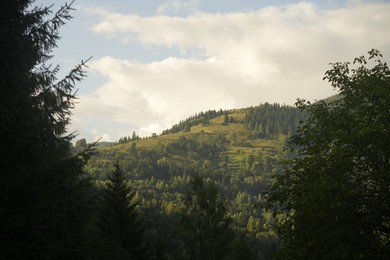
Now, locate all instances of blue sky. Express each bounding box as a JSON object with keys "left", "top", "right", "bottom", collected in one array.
[{"left": 35, "top": 0, "right": 390, "bottom": 142}]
